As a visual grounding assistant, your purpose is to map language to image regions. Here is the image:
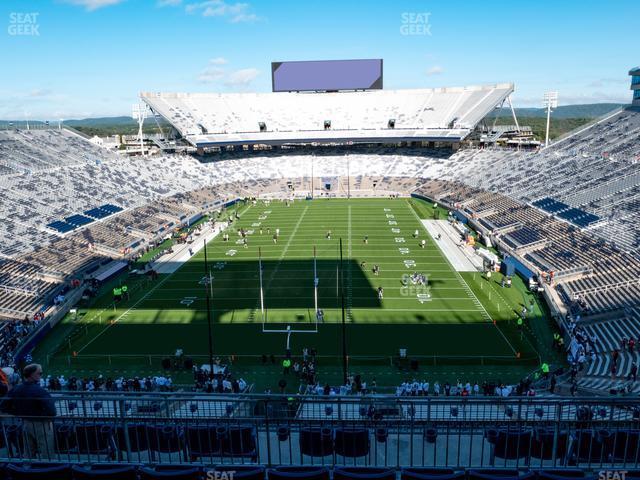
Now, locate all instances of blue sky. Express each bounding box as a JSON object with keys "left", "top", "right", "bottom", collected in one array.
[{"left": 1, "top": 0, "right": 638, "bottom": 119}]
